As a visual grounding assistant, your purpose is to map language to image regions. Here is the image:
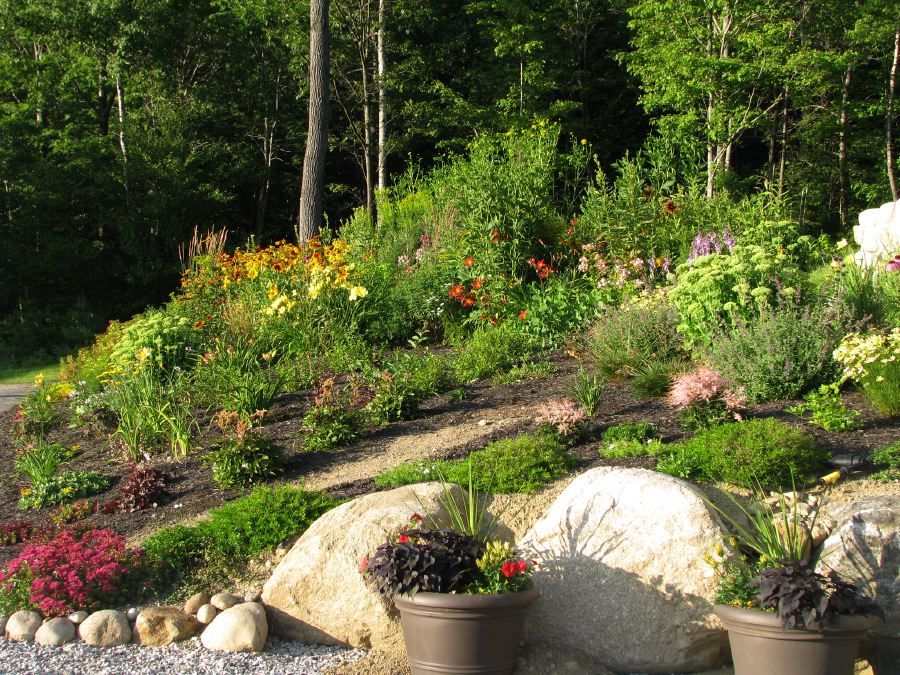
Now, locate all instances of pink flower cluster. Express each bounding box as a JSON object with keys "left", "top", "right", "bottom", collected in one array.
[
  {"left": 667, "top": 367, "right": 745, "bottom": 410},
  {"left": 0, "top": 529, "right": 138, "bottom": 617},
  {"left": 536, "top": 398, "right": 586, "bottom": 435}
]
